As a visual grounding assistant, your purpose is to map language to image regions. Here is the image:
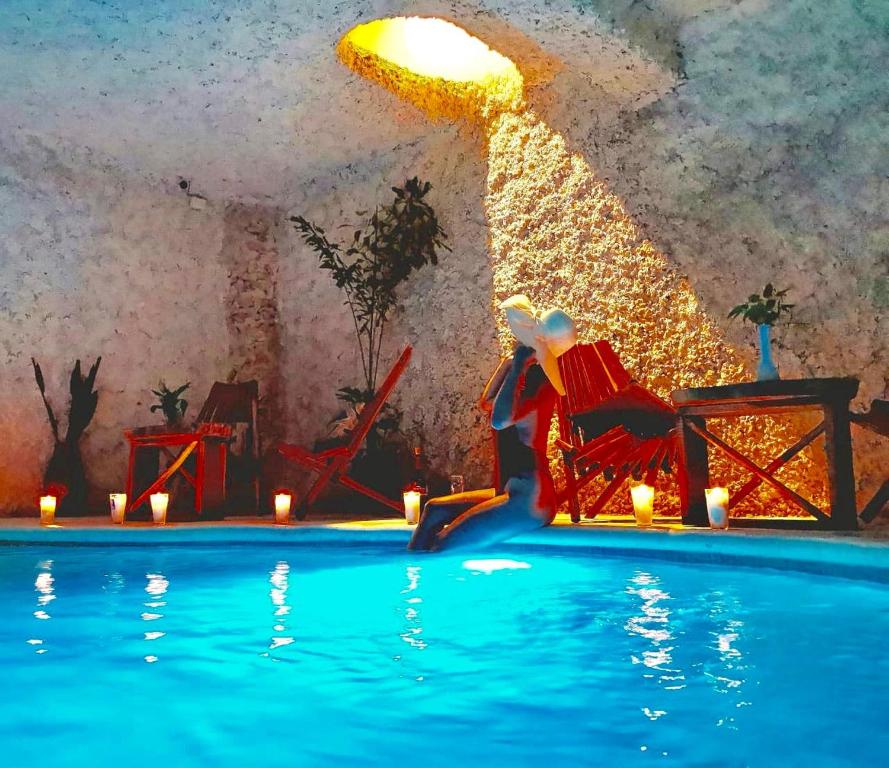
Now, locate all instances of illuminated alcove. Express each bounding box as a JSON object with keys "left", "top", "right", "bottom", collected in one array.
[
  {"left": 338, "top": 16, "right": 825, "bottom": 514},
  {"left": 338, "top": 16, "right": 524, "bottom": 122}
]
